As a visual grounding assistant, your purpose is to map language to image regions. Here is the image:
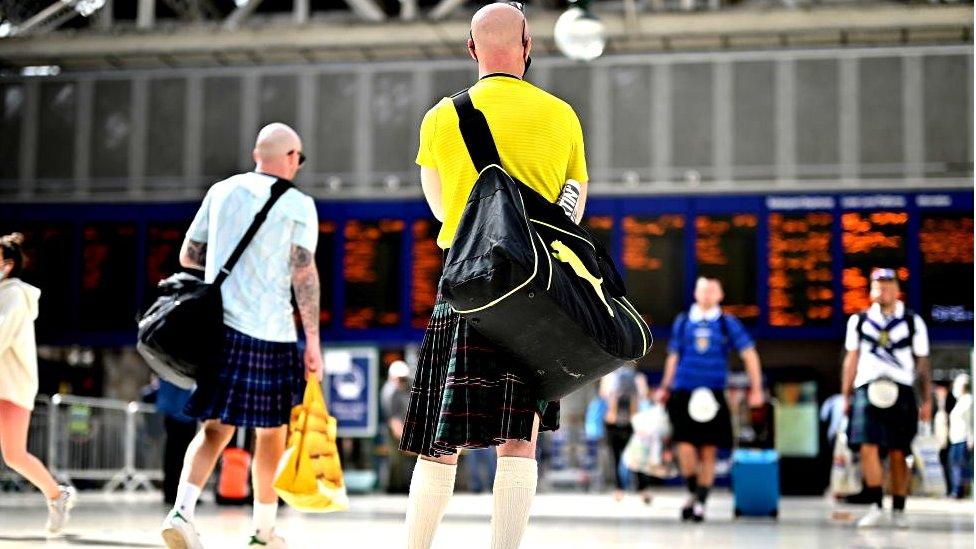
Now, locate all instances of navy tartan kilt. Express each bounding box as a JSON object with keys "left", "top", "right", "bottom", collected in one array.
[
  {"left": 400, "top": 295, "right": 560, "bottom": 458},
  {"left": 184, "top": 326, "right": 303, "bottom": 428}
]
